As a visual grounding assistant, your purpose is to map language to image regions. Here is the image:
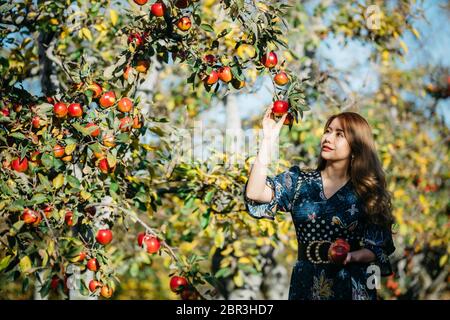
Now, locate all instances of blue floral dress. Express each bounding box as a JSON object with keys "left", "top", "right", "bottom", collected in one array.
[{"left": 244, "top": 166, "right": 396, "bottom": 300}]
